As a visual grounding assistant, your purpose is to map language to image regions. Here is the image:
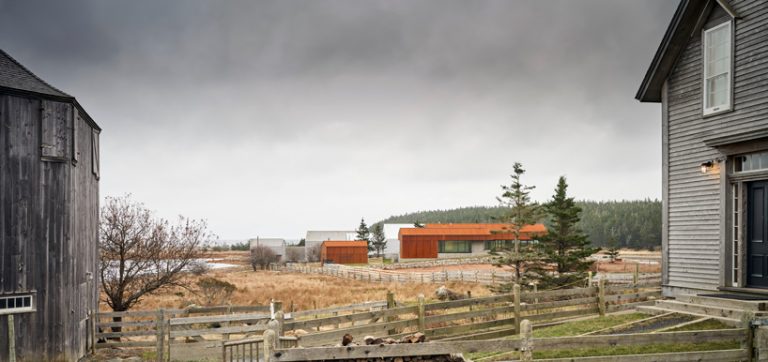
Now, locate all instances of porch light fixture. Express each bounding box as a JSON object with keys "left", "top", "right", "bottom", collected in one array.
[{"left": 700, "top": 161, "right": 714, "bottom": 173}]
